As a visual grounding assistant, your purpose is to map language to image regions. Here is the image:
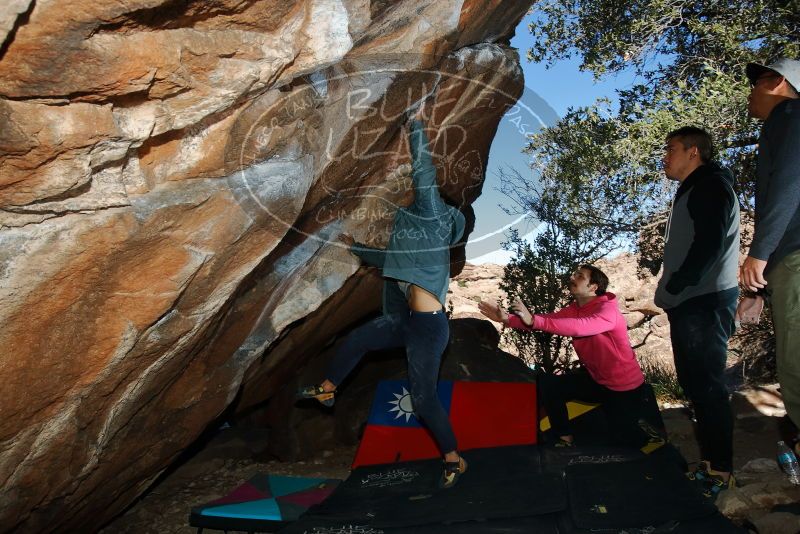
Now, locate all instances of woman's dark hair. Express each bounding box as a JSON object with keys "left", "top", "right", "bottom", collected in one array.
[{"left": 578, "top": 264, "right": 610, "bottom": 295}]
